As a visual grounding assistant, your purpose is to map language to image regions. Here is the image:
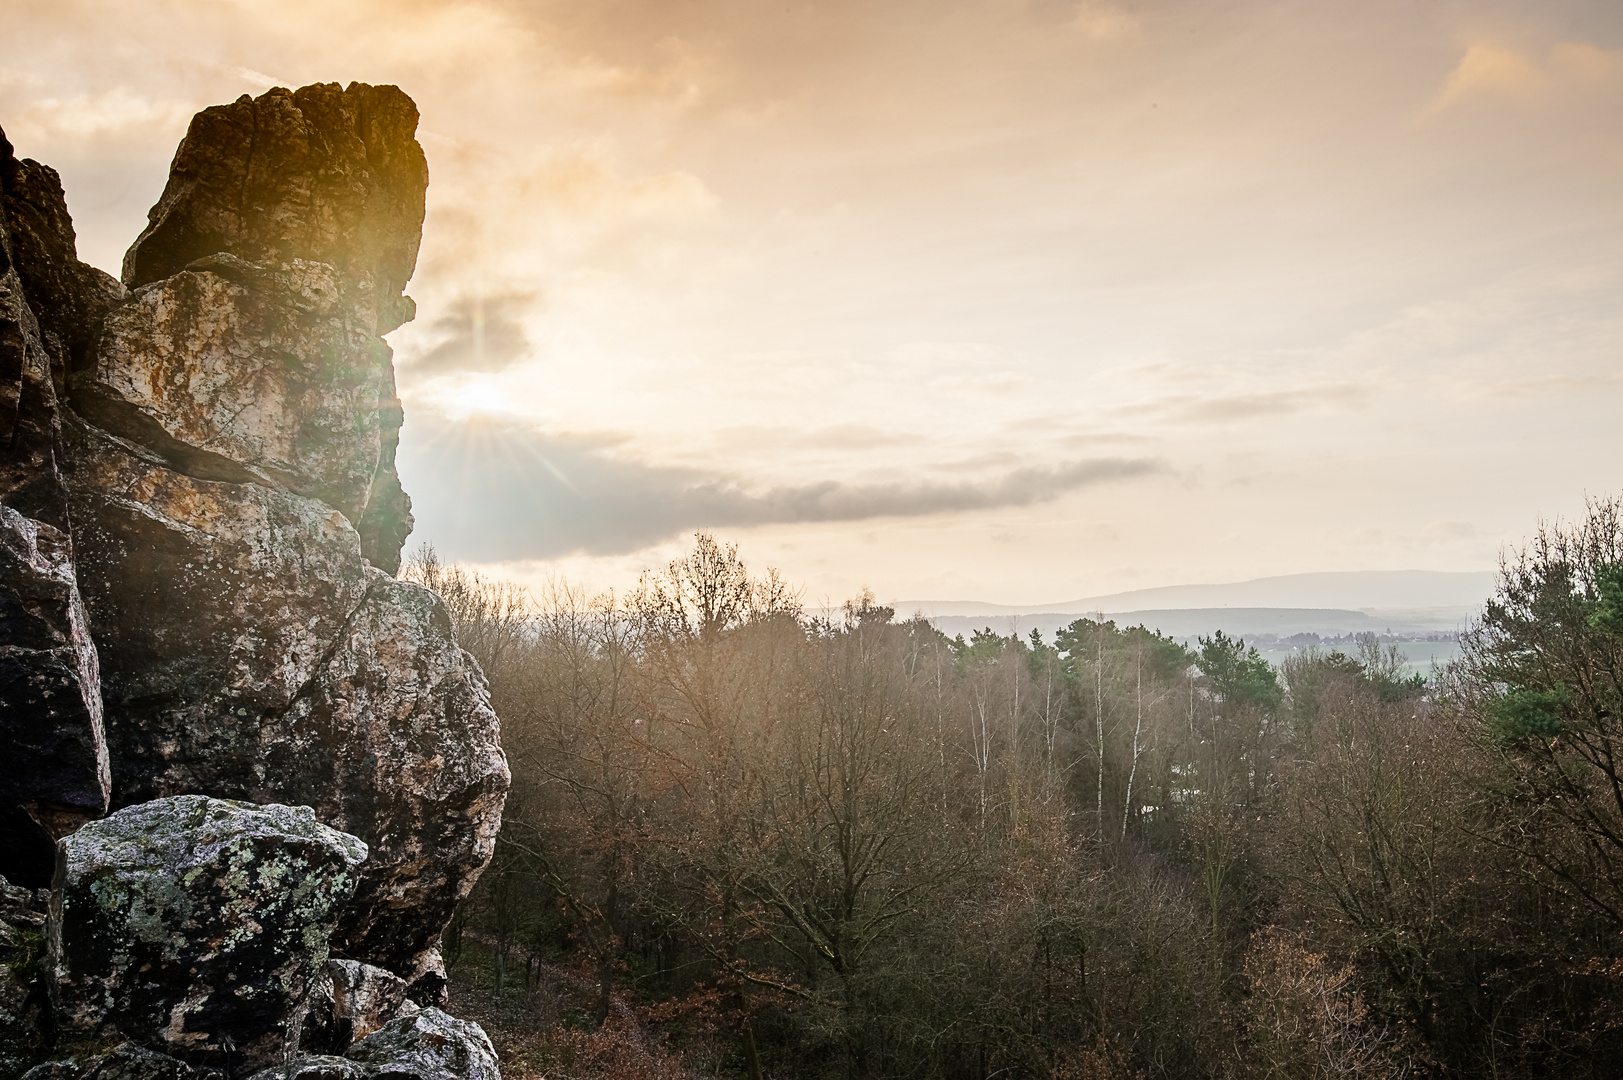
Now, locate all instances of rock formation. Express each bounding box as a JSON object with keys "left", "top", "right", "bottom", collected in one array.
[
  {"left": 50, "top": 798, "right": 368, "bottom": 1073},
  {"left": 0, "top": 81, "right": 509, "bottom": 1080},
  {"left": 298, "top": 961, "right": 415, "bottom": 1055},
  {"left": 249, "top": 1009, "right": 500, "bottom": 1080}
]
